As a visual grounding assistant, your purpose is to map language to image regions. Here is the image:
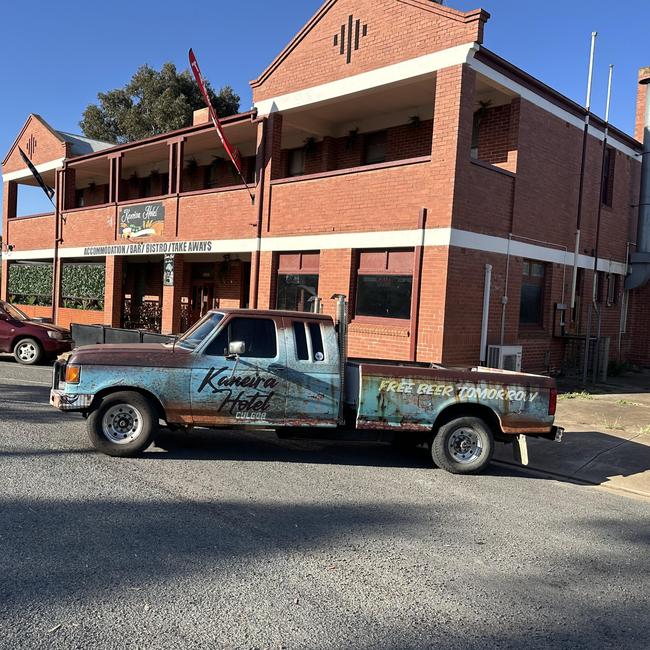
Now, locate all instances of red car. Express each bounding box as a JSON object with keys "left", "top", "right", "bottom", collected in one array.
[{"left": 0, "top": 301, "right": 72, "bottom": 365}]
